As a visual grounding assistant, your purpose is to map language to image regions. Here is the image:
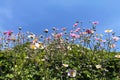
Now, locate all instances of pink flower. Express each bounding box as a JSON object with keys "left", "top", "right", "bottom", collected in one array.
[
  {"left": 95, "top": 37, "right": 100, "bottom": 41},
  {"left": 92, "top": 21, "right": 99, "bottom": 25},
  {"left": 73, "top": 23, "right": 78, "bottom": 27},
  {"left": 56, "top": 33, "right": 62, "bottom": 38},
  {"left": 4, "top": 30, "right": 13, "bottom": 36},
  {"left": 70, "top": 33, "right": 79, "bottom": 38},
  {"left": 86, "top": 29, "right": 94, "bottom": 34},
  {"left": 75, "top": 28, "right": 80, "bottom": 32},
  {"left": 112, "top": 36, "right": 119, "bottom": 41}
]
